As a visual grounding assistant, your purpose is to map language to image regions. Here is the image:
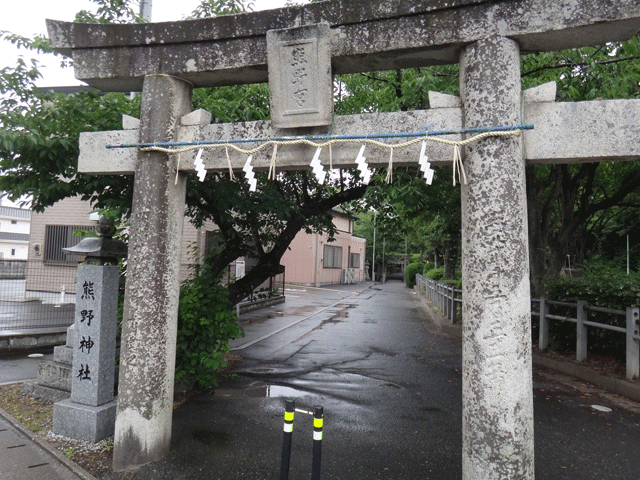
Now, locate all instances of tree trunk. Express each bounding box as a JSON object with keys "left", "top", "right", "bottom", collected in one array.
[
  {"left": 216, "top": 183, "right": 369, "bottom": 307},
  {"left": 443, "top": 238, "right": 457, "bottom": 280}
]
